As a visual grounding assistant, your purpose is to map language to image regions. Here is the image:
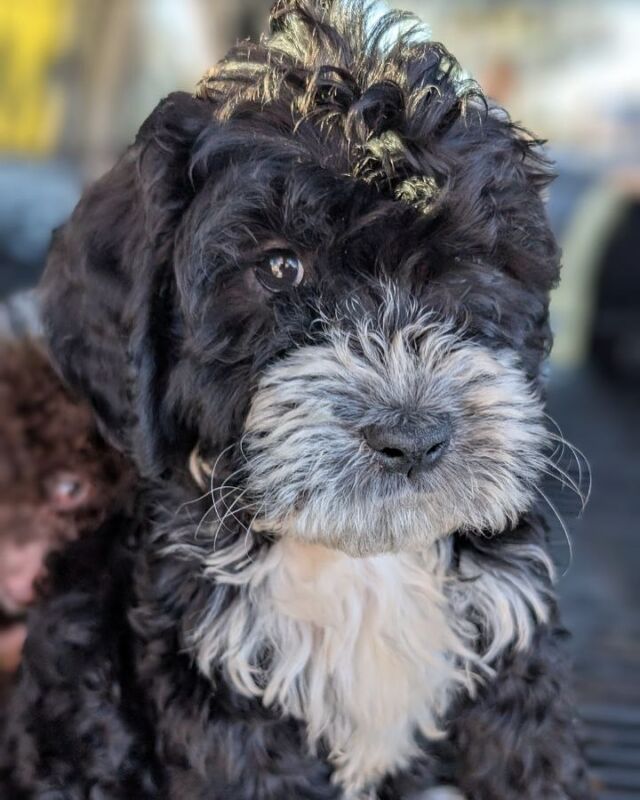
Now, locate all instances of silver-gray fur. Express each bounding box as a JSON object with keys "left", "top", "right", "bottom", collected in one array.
[{"left": 244, "top": 292, "right": 547, "bottom": 557}]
